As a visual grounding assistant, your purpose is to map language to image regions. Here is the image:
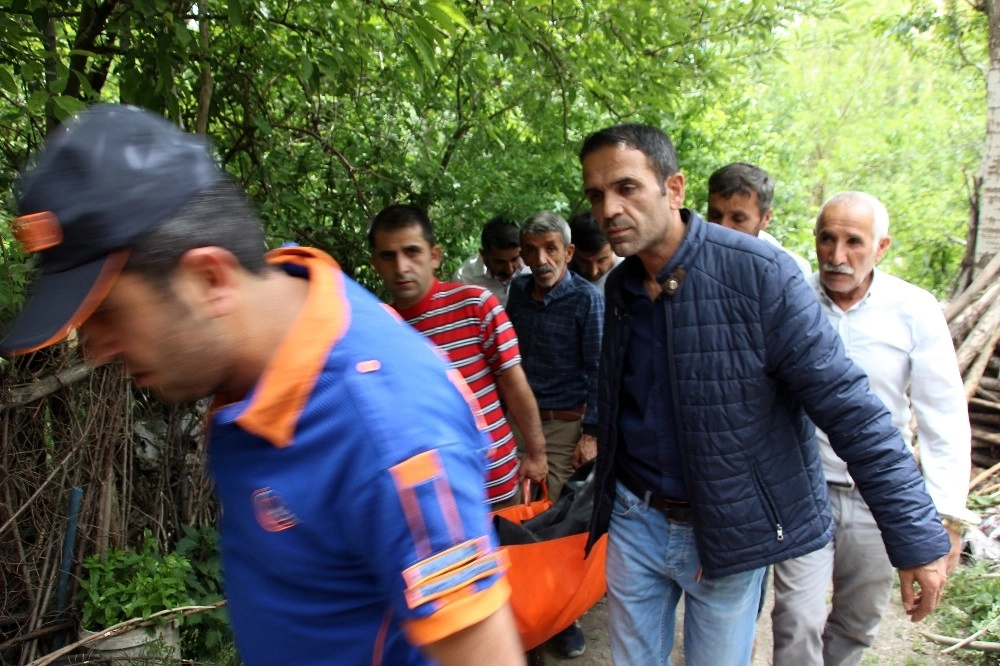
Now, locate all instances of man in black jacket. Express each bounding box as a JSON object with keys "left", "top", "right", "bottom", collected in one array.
[{"left": 579, "top": 123, "right": 950, "bottom": 665}]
